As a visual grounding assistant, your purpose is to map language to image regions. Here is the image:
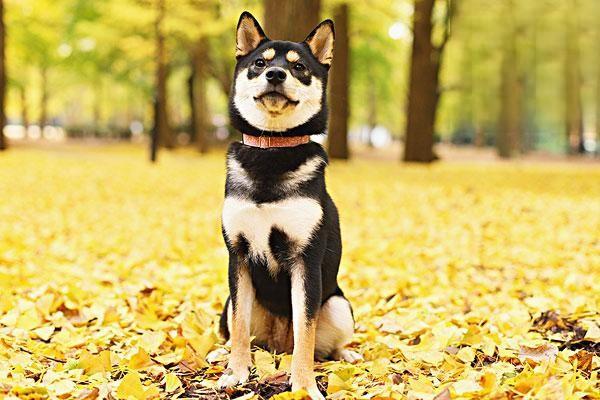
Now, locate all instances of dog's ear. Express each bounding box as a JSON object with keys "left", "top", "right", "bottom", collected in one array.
[
  {"left": 303, "top": 20, "right": 335, "bottom": 67},
  {"left": 236, "top": 11, "right": 267, "bottom": 58}
]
